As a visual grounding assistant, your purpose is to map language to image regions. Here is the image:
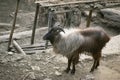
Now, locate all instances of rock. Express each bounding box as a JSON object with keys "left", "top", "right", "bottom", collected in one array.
[
  {"left": 102, "top": 35, "right": 120, "bottom": 56},
  {"left": 85, "top": 74, "right": 94, "bottom": 80},
  {"left": 15, "top": 56, "right": 24, "bottom": 62},
  {"left": 29, "top": 72, "right": 36, "bottom": 80},
  {"left": 55, "top": 71, "right": 62, "bottom": 76},
  {"left": 53, "top": 67, "right": 60, "bottom": 70},
  {"left": 101, "top": 9, "right": 120, "bottom": 22},
  {"left": 35, "top": 57, "right": 41, "bottom": 61},
  {"left": 44, "top": 78, "right": 52, "bottom": 80},
  {"left": 34, "top": 55, "right": 41, "bottom": 61},
  {"left": 42, "top": 50, "right": 46, "bottom": 53},
  {"left": 98, "top": 9, "right": 120, "bottom": 29},
  {"left": 81, "top": 74, "right": 95, "bottom": 80},
  {"left": 31, "top": 66, "right": 41, "bottom": 71},
  {"left": 8, "top": 51, "right": 13, "bottom": 55},
  {"left": 1, "top": 59, "right": 8, "bottom": 63}
]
